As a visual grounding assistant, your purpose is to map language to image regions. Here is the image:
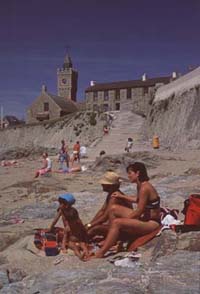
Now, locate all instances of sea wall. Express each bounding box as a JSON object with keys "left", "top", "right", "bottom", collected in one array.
[
  {"left": 0, "top": 111, "right": 106, "bottom": 157},
  {"left": 143, "top": 67, "right": 200, "bottom": 149}
]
